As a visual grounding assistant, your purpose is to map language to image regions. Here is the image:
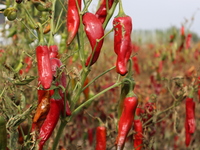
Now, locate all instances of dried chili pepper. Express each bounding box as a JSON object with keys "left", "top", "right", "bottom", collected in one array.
[
  {"left": 133, "top": 119, "right": 143, "bottom": 150},
  {"left": 66, "top": 0, "right": 81, "bottom": 45},
  {"left": 36, "top": 45, "right": 53, "bottom": 89},
  {"left": 83, "top": 12, "right": 104, "bottom": 67},
  {"left": 113, "top": 8, "right": 132, "bottom": 75},
  {"left": 95, "top": 0, "right": 114, "bottom": 24},
  {"left": 95, "top": 126, "right": 106, "bottom": 150},
  {"left": 115, "top": 94, "right": 138, "bottom": 150}
]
